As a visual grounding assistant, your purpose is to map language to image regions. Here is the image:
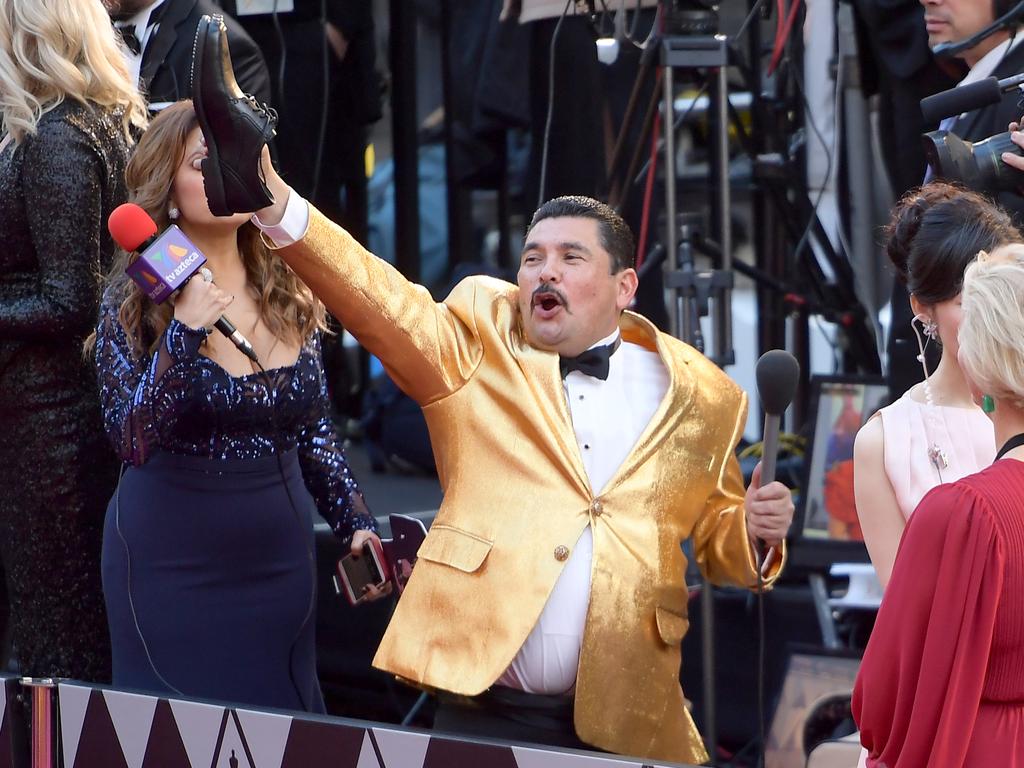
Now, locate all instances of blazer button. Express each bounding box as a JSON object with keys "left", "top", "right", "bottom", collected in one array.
[
  {"left": 590, "top": 499, "right": 603, "bottom": 516},
  {"left": 554, "top": 545, "right": 570, "bottom": 561}
]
